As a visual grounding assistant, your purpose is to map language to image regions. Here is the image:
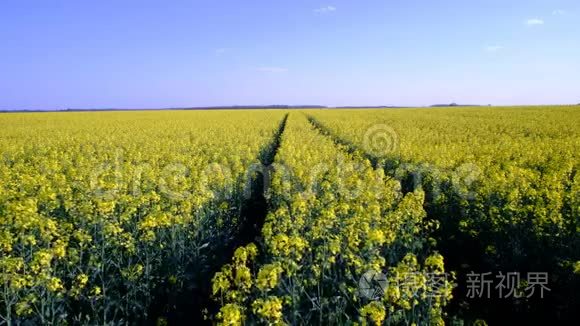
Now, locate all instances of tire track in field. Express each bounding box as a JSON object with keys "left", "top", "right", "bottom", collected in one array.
[
  {"left": 306, "top": 113, "right": 443, "bottom": 197},
  {"left": 304, "top": 113, "right": 480, "bottom": 323},
  {"left": 239, "top": 112, "right": 288, "bottom": 246},
  {"left": 306, "top": 114, "right": 383, "bottom": 169},
  {"left": 158, "top": 113, "right": 289, "bottom": 325},
  {"left": 305, "top": 113, "right": 565, "bottom": 324},
  {"left": 304, "top": 114, "right": 420, "bottom": 191}
]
